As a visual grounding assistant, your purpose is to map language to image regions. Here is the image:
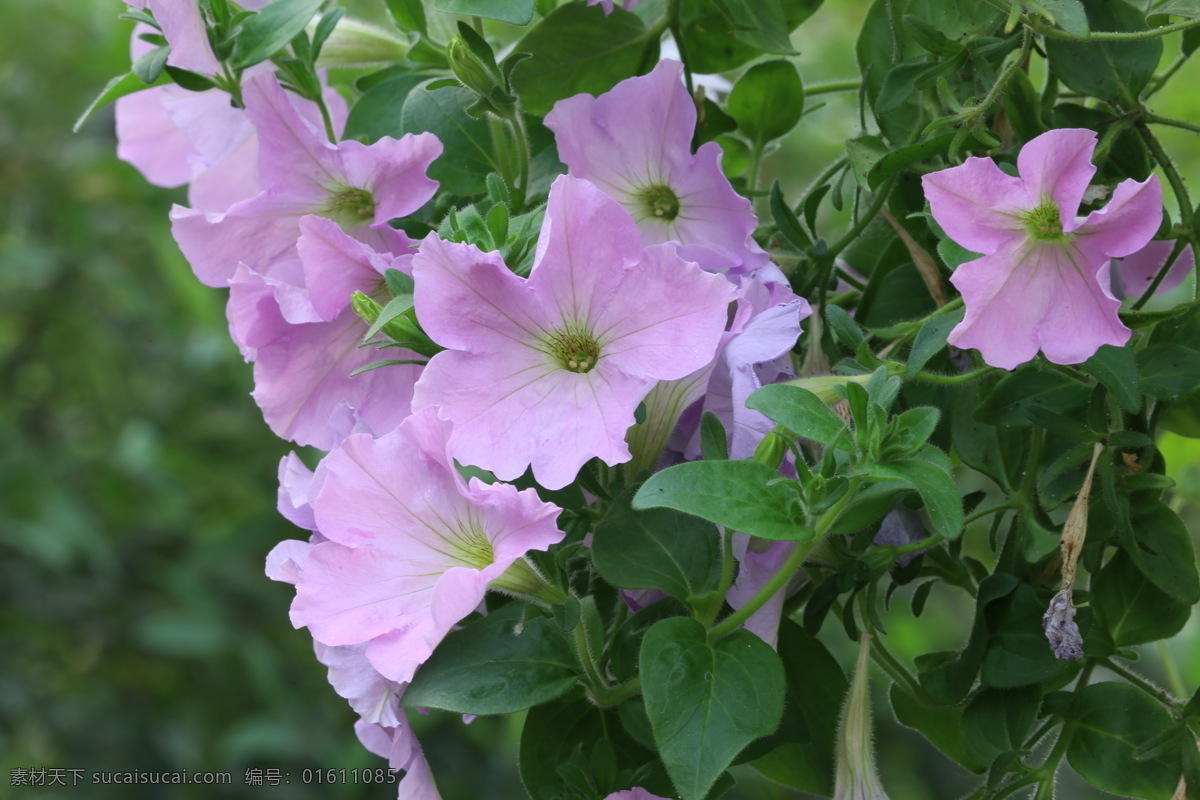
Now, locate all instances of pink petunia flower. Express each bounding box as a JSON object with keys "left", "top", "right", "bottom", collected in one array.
[
  {"left": 544, "top": 59, "right": 767, "bottom": 275},
  {"left": 226, "top": 215, "right": 422, "bottom": 450},
  {"left": 171, "top": 72, "right": 441, "bottom": 287},
  {"left": 1112, "top": 240, "right": 1194, "bottom": 299},
  {"left": 922, "top": 128, "right": 1162, "bottom": 369},
  {"left": 411, "top": 175, "right": 737, "bottom": 490},
  {"left": 602, "top": 790, "right": 670, "bottom": 800},
  {"left": 284, "top": 407, "right": 564, "bottom": 683}
]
